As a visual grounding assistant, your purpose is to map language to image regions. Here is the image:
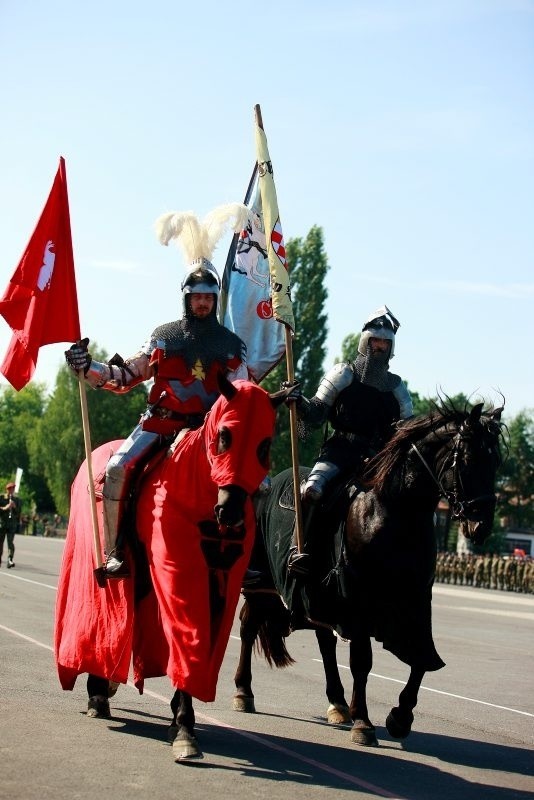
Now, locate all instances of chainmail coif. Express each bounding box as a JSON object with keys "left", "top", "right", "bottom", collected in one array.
[{"left": 151, "top": 316, "right": 245, "bottom": 370}]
